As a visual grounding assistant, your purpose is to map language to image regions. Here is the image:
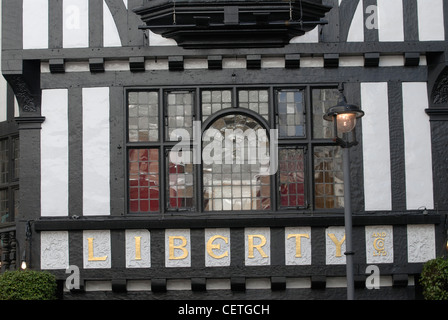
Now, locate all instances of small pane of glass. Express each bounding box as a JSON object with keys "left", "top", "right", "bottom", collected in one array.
[
  {"left": 13, "top": 188, "right": 19, "bottom": 221},
  {"left": 201, "top": 90, "right": 232, "bottom": 122},
  {"left": 167, "top": 150, "right": 194, "bottom": 210},
  {"left": 312, "top": 88, "right": 339, "bottom": 139},
  {"left": 0, "top": 139, "right": 8, "bottom": 184},
  {"left": 0, "top": 189, "right": 8, "bottom": 223},
  {"left": 279, "top": 148, "right": 306, "bottom": 208},
  {"left": 277, "top": 90, "right": 305, "bottom": 137},
  {"left": 128, "top": 91, "right": 159, "bottom": 142},
  {"left": 238, "top": 89, "right": 269, "bottom": 121},
  {"left": 314, "top": 146, "right": 344, "bottom": 209},
  {"left": 129, "top": 149, "right": 160, "bottom": 213},
  {"left": 166, "top": 91, "right": 194, "bottom": 141},
  {"left": 12, "top": 137, "right": 19, "bottom": 180}
]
